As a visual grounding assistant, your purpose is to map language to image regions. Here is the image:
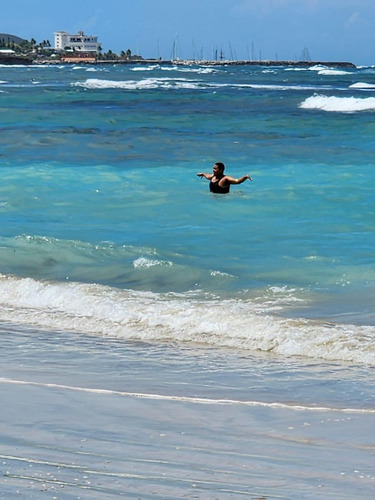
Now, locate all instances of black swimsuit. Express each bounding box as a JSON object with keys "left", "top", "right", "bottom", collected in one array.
[{"left": 209, "top": 179, "right": 230, "bottom": 194}]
